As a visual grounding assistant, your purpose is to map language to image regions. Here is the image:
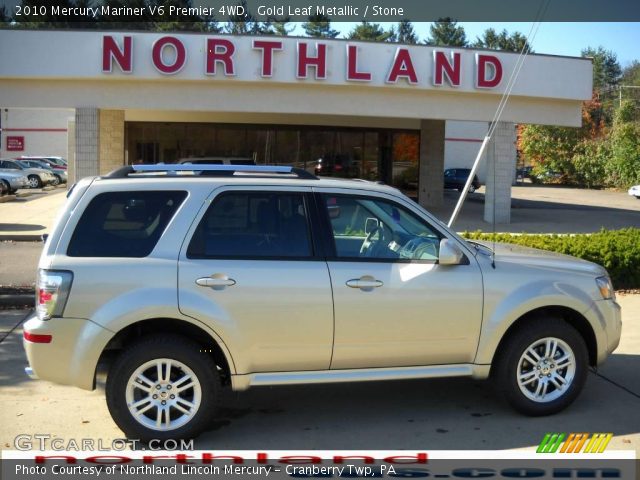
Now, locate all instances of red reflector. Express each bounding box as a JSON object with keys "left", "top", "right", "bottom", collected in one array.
[
  {"left": 39, "top": 290, "right": 53, "bottom": 303},
  {"left": 24, "top": 331, "right": 52, "bottom": 343}
]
